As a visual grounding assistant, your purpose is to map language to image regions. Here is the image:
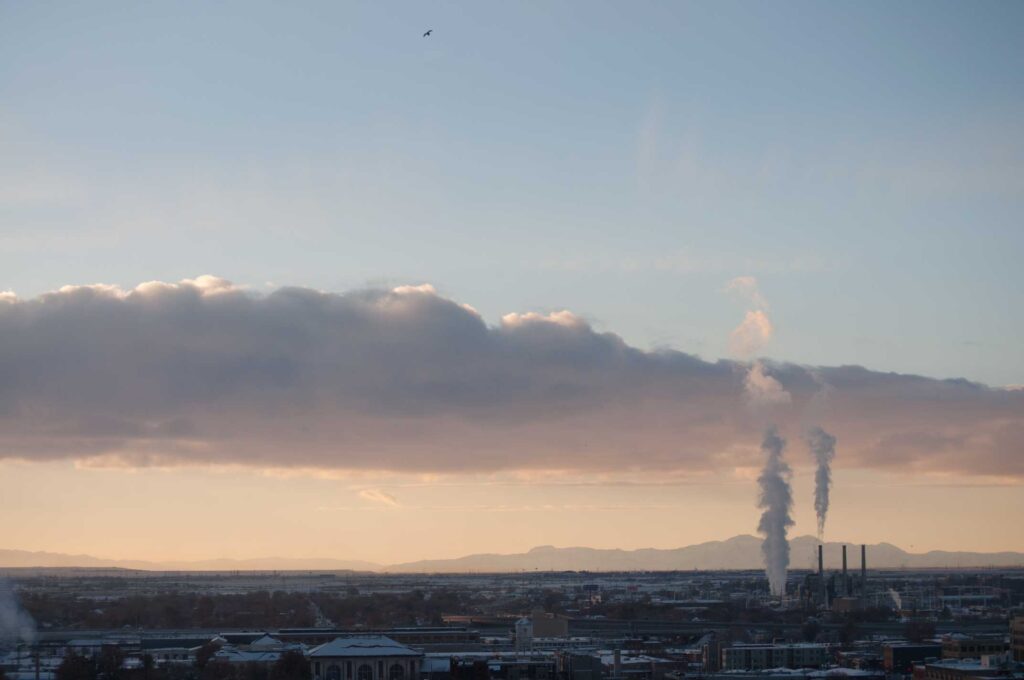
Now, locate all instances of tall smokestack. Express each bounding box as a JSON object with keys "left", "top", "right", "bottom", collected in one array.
[
  {"left": 818, "top": 544, "right": 824, "bottom": 576},
  {"left": 842, "top": 545, "right": 848, "bottom": 597},
  {"left": 805, "top": 427, "right": 837, "bottom": 540},
  {"left": 756, "top": 427, "right": 794, "bottom": 597},
  {"left": 861, "top": 544, "right": 867, "bottom": 594}
]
